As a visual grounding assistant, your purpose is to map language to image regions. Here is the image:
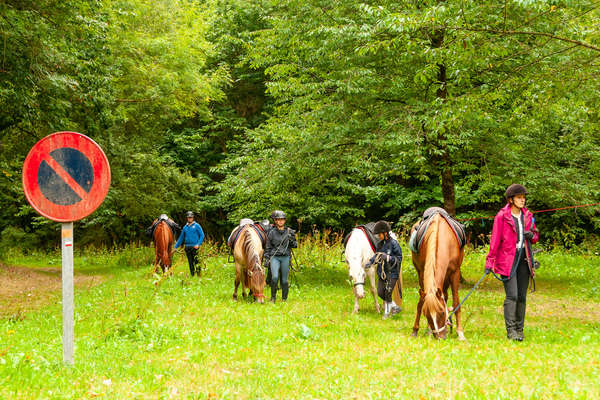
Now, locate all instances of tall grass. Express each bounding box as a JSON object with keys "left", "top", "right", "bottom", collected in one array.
[{"left": 0, "top": 238, "right": 599, "bottom": 399}]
